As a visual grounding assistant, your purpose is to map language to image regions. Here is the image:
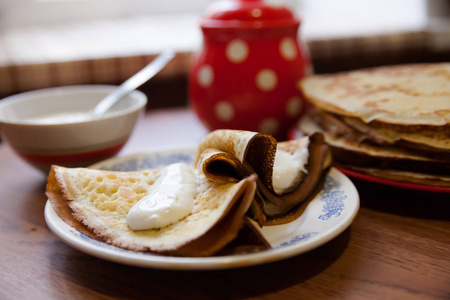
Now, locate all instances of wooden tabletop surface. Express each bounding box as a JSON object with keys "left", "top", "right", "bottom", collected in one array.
[{"left": 0, "top": 107, "right": 448, "bottom": 300}]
